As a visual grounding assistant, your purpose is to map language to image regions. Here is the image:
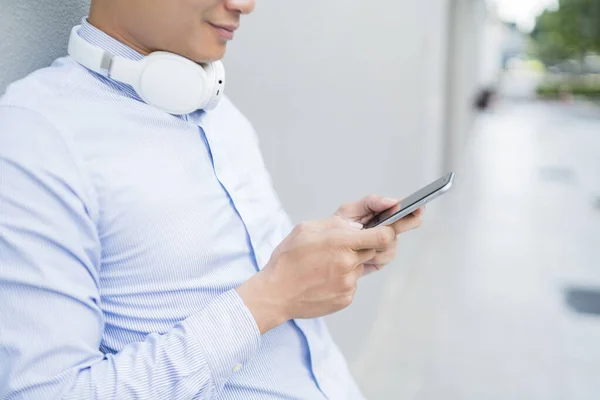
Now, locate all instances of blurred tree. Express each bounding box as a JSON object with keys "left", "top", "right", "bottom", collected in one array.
[{"left": 531, "top": 0, "right": 600, "bottom": 66}]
